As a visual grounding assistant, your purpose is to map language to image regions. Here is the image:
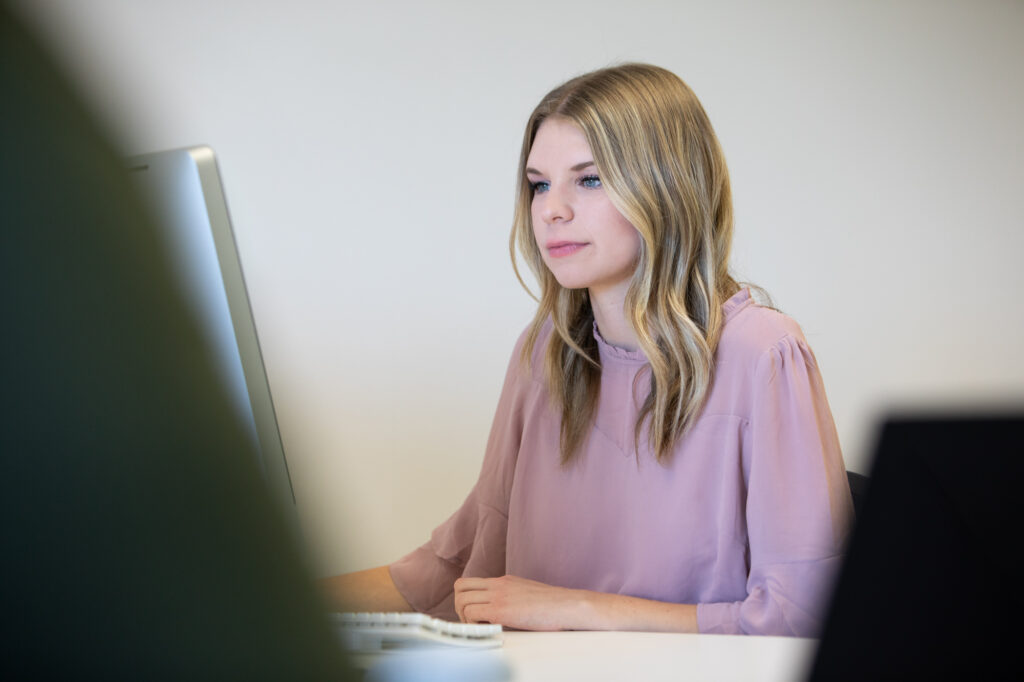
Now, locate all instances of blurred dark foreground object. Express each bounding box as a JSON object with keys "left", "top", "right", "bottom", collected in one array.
[
  {"left": 808, "top": 414, "right": 1024, "bottom": 680},
  {"left": 0, "top": 6, "right": 354, "bottom": 679}
]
